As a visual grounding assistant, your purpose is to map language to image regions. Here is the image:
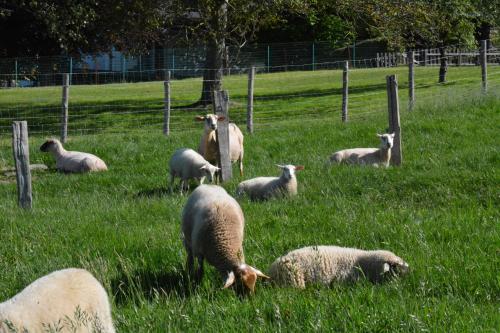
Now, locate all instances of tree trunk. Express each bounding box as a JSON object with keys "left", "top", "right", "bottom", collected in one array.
[
  {"left": 439, "top": 47, "right": 447, "bottom": 83},
  {"left": 475, "top": 22, "right": 491, "bottom": 48},
  {"left": 198, "top": 1, "right": 227, "bottom": 106}
]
